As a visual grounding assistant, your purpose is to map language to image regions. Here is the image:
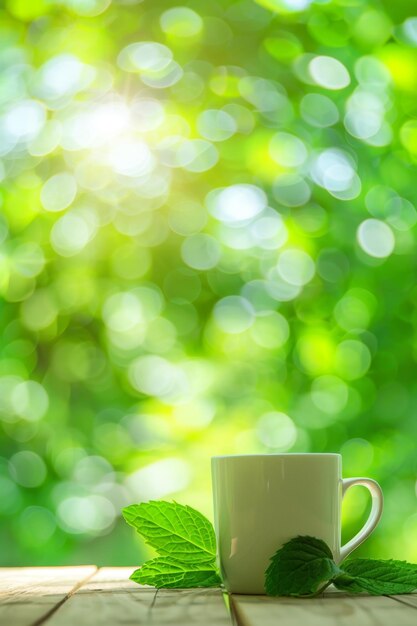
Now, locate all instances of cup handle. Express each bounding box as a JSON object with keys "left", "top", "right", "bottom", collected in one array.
[{"left": 339, "top": 477, "right": 384, "bottom": 562}]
